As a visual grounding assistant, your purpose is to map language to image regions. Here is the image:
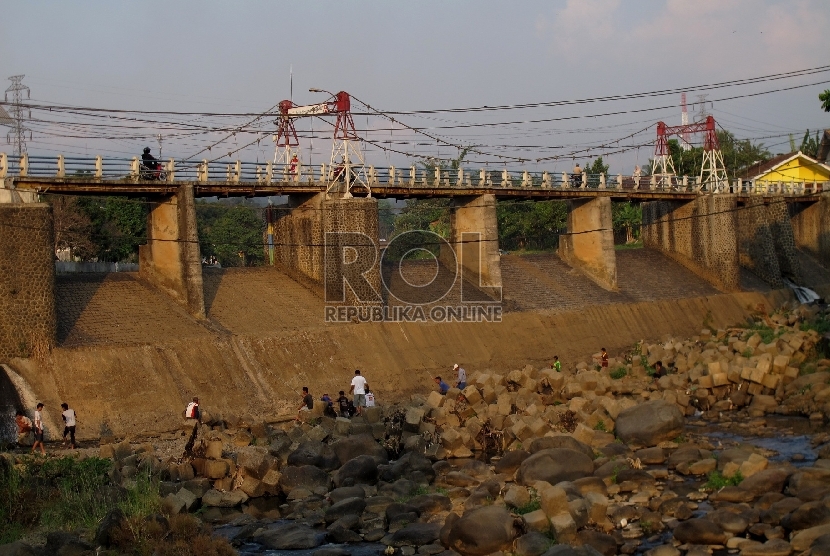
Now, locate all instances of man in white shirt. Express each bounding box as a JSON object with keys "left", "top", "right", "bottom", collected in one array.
[
  {"left": 349, "top": 370, "right": 369, "bottom": 416},
  {"left": 33, "top": 402, "right": 46, "bottom": 455},
  {"left": 61, "top": 402, "right": 77, "bottom": 449},
  {"left": 454, "top": 364, "right": 467, "bottom": 390}
]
